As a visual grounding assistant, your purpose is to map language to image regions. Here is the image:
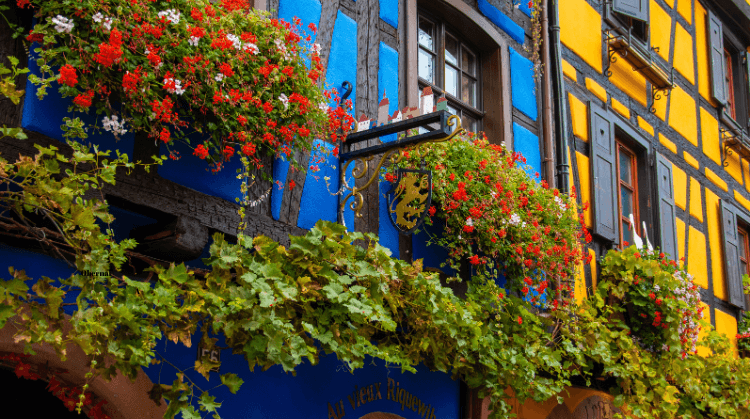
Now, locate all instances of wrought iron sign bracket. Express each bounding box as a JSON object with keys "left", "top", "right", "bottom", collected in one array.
[
  {"left": 337, "top": 110, "right": 464, "bottom": 232},
  {"left": 720, "top": 128, "right": 750, "bottom": 168}
]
